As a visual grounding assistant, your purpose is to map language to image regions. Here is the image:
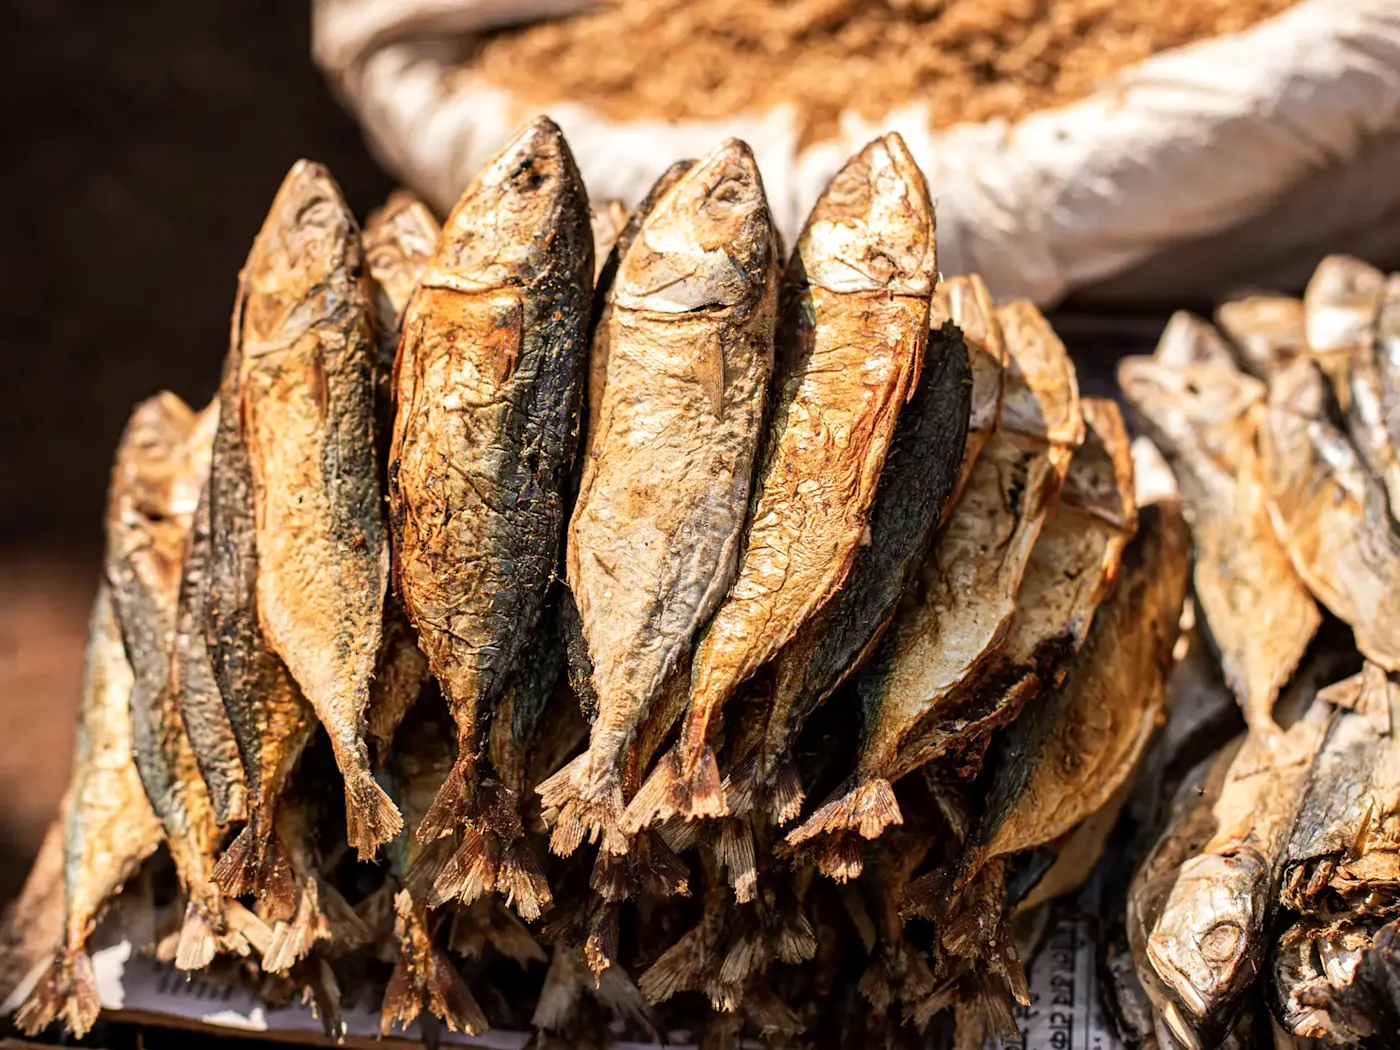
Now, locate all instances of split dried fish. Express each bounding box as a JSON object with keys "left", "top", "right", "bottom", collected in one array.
[
  {"left": 1119, "top": 355, "right": 1319, "bottom": 733},
  {"left": 106, "top": 394, "right": 266, "bottom": 971},
  {"left": 1259, "top": 359, "right": 1400, "bottom": 671},
  {"left": 1214, "top": 295, "right": 1304, "bottom": 380},
  {"left": 736, "top": 318, "right": 970, "bottom": 828},
  {"left": 237, "top": 160, "right": 396, "bottom": 857},
  {"left": 637, "top": 131, "right": 938, "bottom": 828},
  {"left": 390, "top": 117, "right": 594, "bottom": 890},
  {"left": 16, "top": 586, "right": 164, "bottom": 1038},
  {"left": 542, "top": 138, "right": 778, "bottom": 854},
  {"left": 787, "top": 299, "right": 1082, "bottom": 869}
]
